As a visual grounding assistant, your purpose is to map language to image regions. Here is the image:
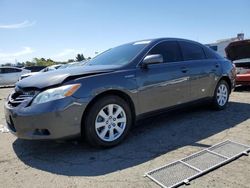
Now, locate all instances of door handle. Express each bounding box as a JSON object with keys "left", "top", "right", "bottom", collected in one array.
[{"left": 181, "top": 67, "right": 188, "bottom": 73}]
